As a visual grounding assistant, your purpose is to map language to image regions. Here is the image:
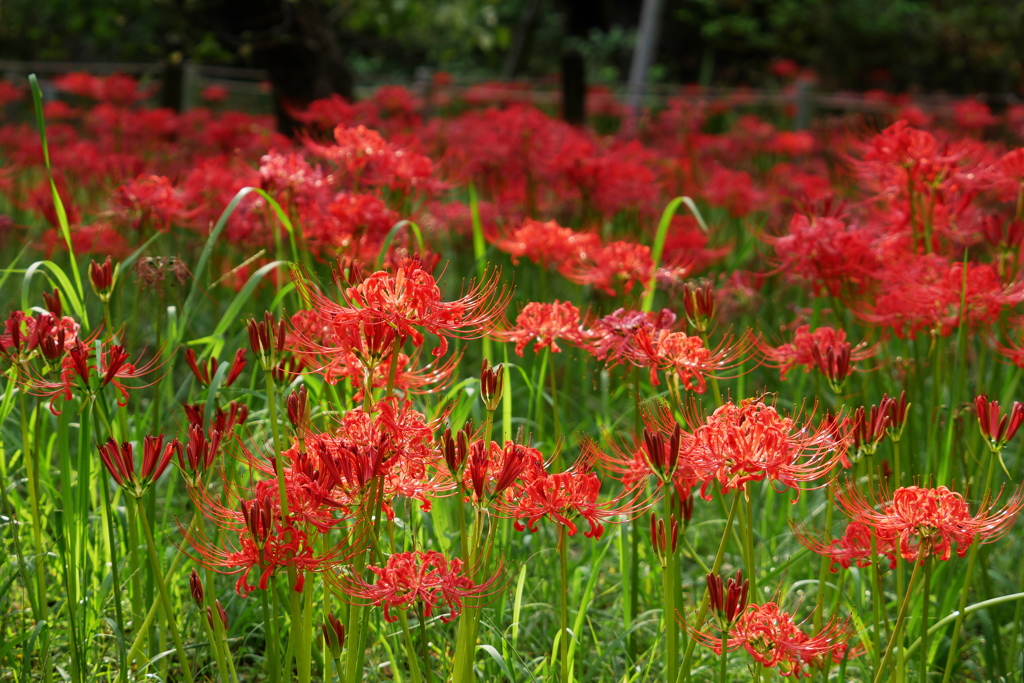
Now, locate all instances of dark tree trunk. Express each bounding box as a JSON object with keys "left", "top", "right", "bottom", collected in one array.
[
  {"left": 197, "top": 0, "right": 354, "bottom": 136},
  {"left": 561, "top": 48, "right": 585, "bottom": 125},
  {"left": 561, "top": 0, "right": 606, "bottom": 126}
]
